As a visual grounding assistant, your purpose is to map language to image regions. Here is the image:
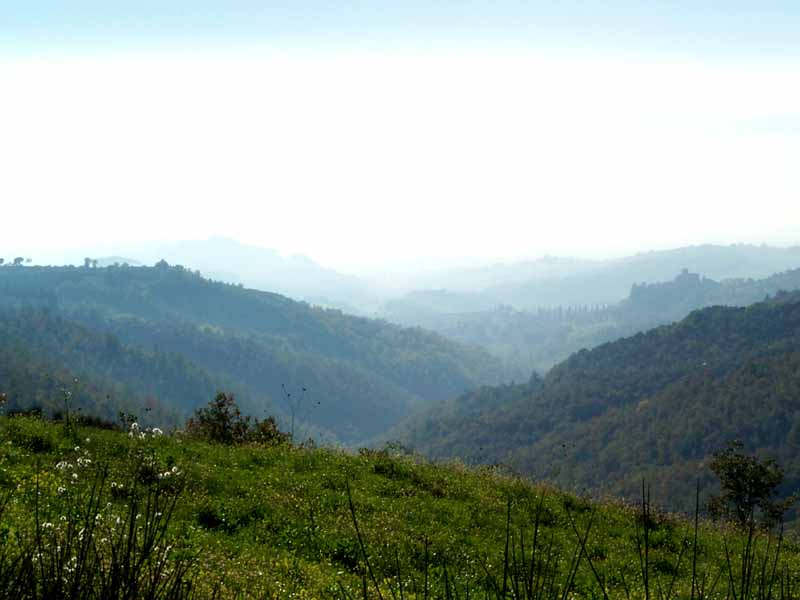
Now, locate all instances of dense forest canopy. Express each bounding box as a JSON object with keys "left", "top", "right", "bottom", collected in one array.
[
  {"left": 391, "top": 290, "right": 800, "bottom": 510},
  {"left": 0, "top": 264, "right": 515, "bottom": 443}
]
